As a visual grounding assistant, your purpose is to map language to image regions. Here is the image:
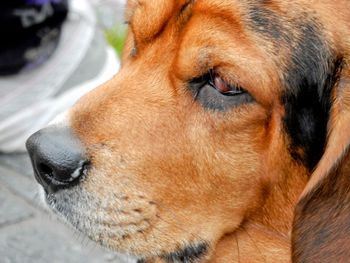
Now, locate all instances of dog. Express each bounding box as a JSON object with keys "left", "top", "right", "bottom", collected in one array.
[{"left": 26, "top": 0, "right": 350, "bottom": 262}]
